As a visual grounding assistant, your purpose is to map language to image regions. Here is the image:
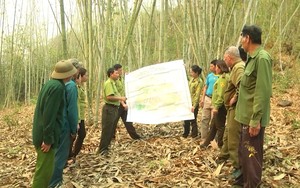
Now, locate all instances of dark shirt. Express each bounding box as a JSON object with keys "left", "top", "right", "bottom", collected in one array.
[{"left": 32, "top": 79, "right": 65, "bottom": 149}]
